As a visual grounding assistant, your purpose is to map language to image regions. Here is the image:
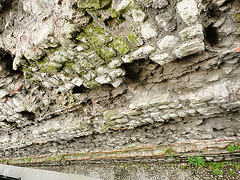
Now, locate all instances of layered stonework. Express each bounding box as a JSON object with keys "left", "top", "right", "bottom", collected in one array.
[{"left": 0, "top": 0, "right": 240, "bottom": 173}]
